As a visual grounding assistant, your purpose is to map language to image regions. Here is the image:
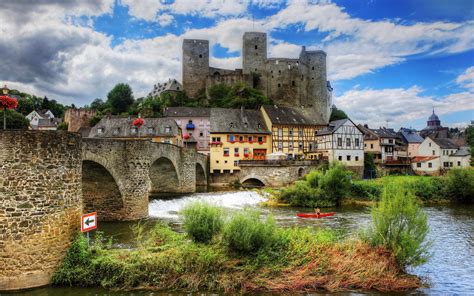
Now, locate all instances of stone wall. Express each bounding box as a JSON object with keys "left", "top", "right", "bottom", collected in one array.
[
  {"left": 209, "top": 160, "right": 323, "bottom": 187},
  {"left": 64, "top": 108, "right": 96, "bottom": 132},
  {"left": 0, "top": 131, "right": 82, "bottom": 291}
]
